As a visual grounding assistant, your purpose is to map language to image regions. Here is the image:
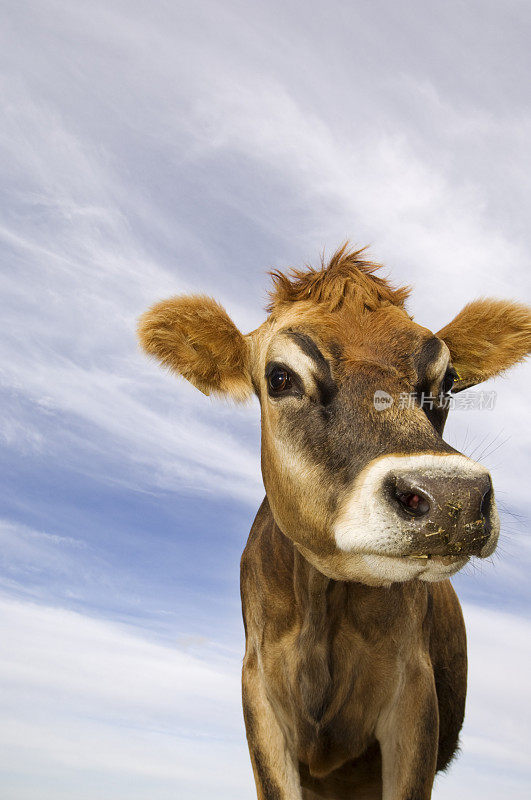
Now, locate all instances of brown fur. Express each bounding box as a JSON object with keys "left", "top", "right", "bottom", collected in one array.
[
  {"left": 137, "top": 294, "right": 252, "bottom": 399},
  {"left": 268, "top": 244, "right": 410, "bottom": 313},
  {"left": 241, "top": 502, "right": 462, "bottom": 800},
  {"left": 138, "top": 244, "right": 531, "bottom": 800},
  {"left": 437, "top": 298, "right": 531, "bottom": 389}
]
